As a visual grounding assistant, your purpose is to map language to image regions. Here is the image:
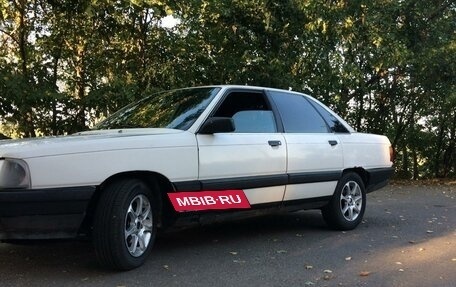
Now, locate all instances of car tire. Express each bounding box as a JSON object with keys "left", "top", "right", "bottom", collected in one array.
[
  {"left": 93, "top": 178, "right": 157, "bottom": 270},
  {"left": 322, "top": 172, "right": 366, "bottom": 231}
]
